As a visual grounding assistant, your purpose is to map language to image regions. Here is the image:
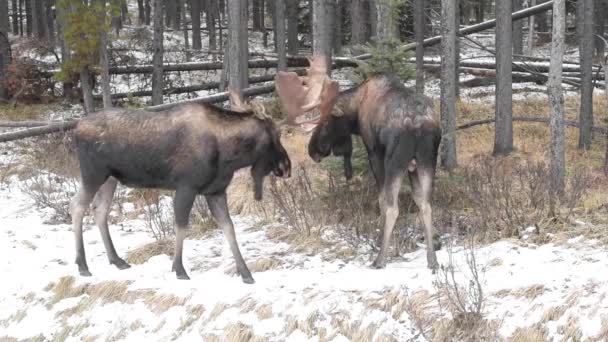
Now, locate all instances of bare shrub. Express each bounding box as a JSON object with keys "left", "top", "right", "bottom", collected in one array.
[
  {"left": 432, "top": 237, "right": 498, "bottom": 341},
  {"left": 19, "top": 134, "right": 79, "bottom": 223},
  {"left": 137, "top": 190, "right": 174, "bottom": 241},
  {"left": 460, "top": 156, "right": 591, "bottom": 239}
]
